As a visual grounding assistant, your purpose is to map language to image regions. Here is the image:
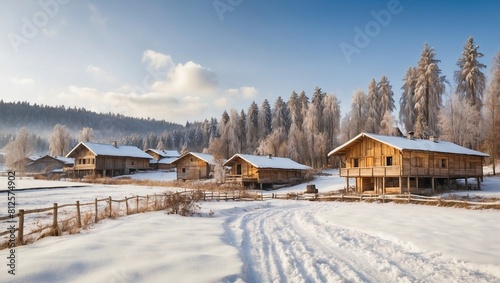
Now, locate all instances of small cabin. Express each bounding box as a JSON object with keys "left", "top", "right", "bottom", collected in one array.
[
  {"left": 223, "top": 154, "right": 311, "bottom": 189},
  {"left": 171, "top": 152, "right": 216, "bottom": 181},
  {"left": 25, "top": 155, "right": 74, "bottom": 174},
  {"left": 145, "top": 149, "right": 180, "bottom": 170},
  {"left": 66, "top": 142, "right": 152, "bottom": 178},
  {"left": 328, "top": 132, "right": 489, "bottom": 194}
]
